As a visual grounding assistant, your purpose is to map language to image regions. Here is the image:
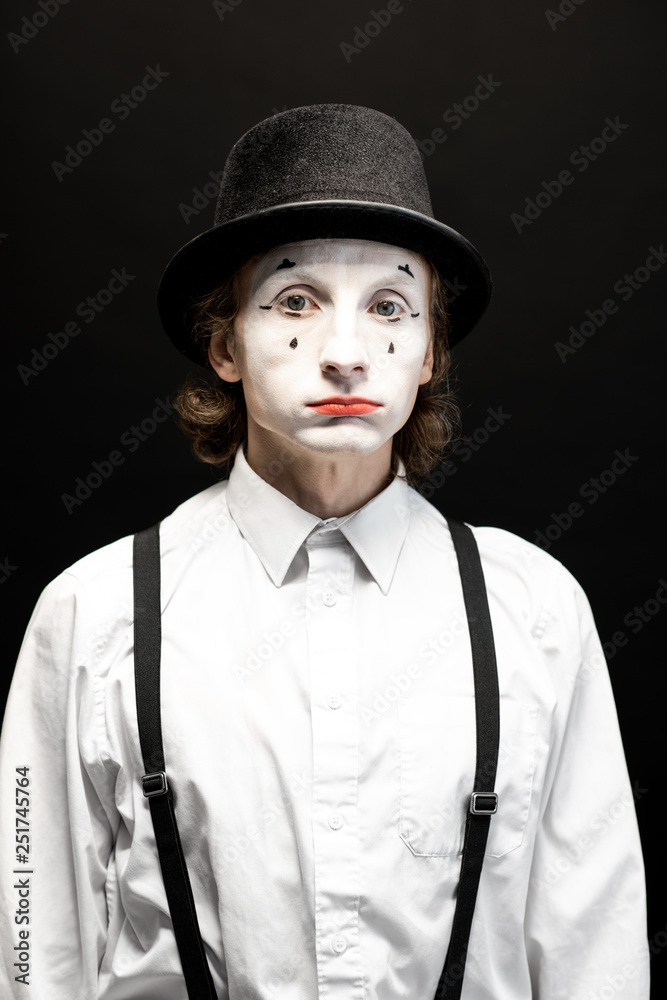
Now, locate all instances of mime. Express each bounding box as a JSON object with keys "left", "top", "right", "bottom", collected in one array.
[{"left": 0, "top": 103, "right": 649, "bottom": 1000}]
